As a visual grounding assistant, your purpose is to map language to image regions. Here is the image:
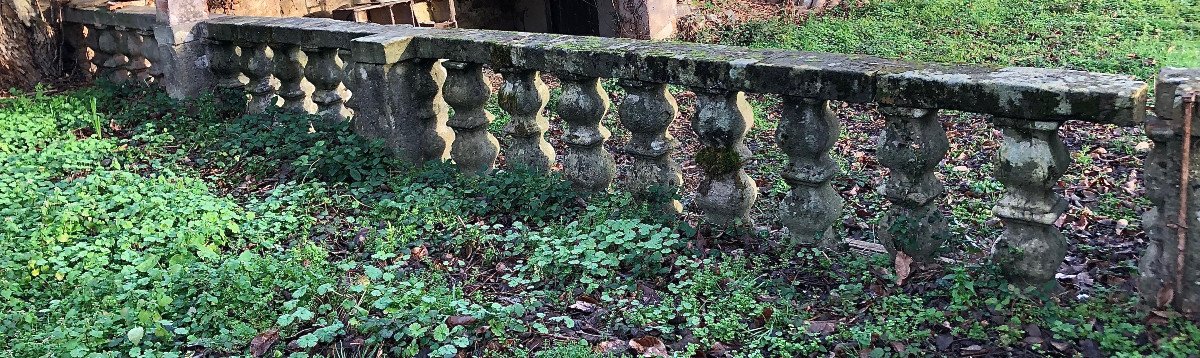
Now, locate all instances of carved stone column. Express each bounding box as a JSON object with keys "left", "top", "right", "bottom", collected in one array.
[
  {"left": 991, "top": 117, "right": 1070, "bottom": 290},
  {"left": 692, "top": 89, "right": 757, "bottom": 226},
  {"left": 443, "top": 62, "right": 500, "bottom": 175},
  {"left": 207, "top": 39, "right": 243, "bottom": 92},
  {"left": 778, "top": 97, "right": 843, "bottom": 246},
  {"left": 96, "top": 25, "right": 129, "bottom": 83},
  {"left": 240, "top": 42, "right": 276, "bottom": 113},
  {"left": 619, "top": 79, "right": 682, "bottom": 214},
  {"left": 876, "top": 105, "right": 949, "bottom": 262},
  {"left": 558, "top": 74, "right": 615, "bottom": 192},
  {"left": 387, "top": 58, "right": 452, "bottom": 163},
  {"left": 123, "top": 28, "right": 151, "bottom": 85},
  {"left": 303, "top": 46, "right": 347, "bottom": 121},
  {"left": 136, "top": 29, "right": 163, "bottom": 85},
  {"left": 66, "top": 24, "right": 97, "bottom": 75},
  {"left": 499, "top": 68, "right": 555, "bottom": 172},
  {"left": 272, "top": 43, "right": 309, "bottom": 113}
]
